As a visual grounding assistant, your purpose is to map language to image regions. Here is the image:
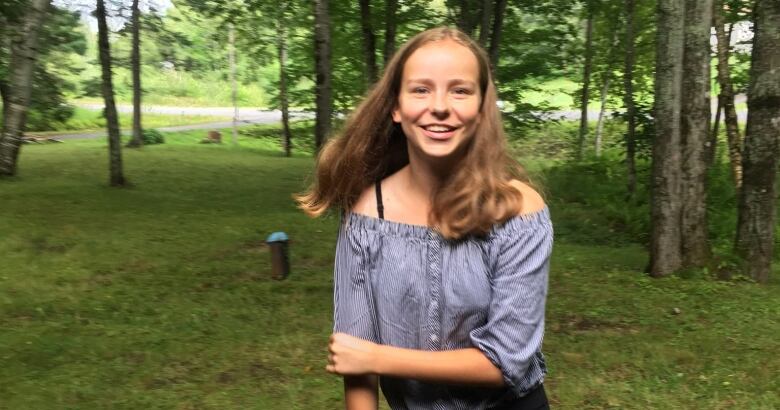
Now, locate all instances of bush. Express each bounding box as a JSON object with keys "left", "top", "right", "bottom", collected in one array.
[{"left": 142, "top": 129, "right": 165, "bottom": 145}]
